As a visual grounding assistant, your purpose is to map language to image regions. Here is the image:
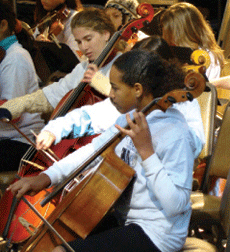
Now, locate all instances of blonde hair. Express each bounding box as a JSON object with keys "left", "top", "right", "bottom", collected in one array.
[
  {"left": 71, "top": 7, "right": 115, "bottom": 37},
  {"left": 160, "top": 2, "right": 225, "bottom": 68}
]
